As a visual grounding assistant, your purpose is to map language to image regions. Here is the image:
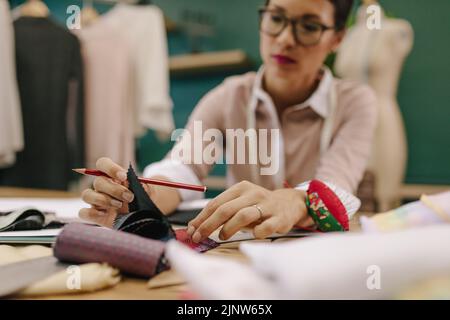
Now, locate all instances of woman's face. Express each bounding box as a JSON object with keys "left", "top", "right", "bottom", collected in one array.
[{"left": 260, "top": 0, "right": 344, "bottom": 82}]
